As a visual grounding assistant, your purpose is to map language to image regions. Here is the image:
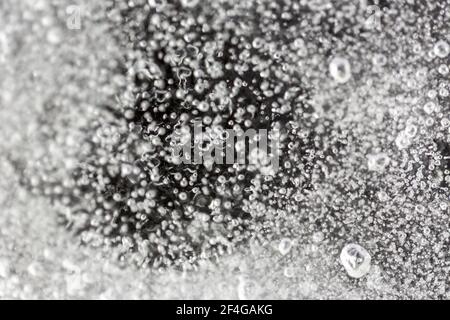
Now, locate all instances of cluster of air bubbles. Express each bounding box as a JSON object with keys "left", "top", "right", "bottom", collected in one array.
[
  {"left": 14, "top": 0, "right": 450, "bottom": 298},
  {"left": 25, "top": 0, "right": 327, "bottom": 270},
  {"left": 433, "top": 40, "right": 450, "bottom": 59}
]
